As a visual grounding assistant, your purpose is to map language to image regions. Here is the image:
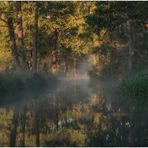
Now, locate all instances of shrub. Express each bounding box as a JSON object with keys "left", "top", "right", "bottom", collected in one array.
[
  {"left": 120, "top": 70, "right": 148, "bottom": 100},
  {"left": 0, "top": 71, "right": 58, "bottom": 105}
]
